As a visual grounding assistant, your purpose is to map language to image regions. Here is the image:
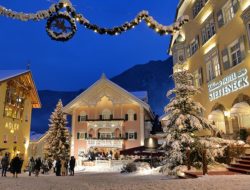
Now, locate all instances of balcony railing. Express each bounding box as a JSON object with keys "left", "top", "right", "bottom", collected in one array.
[{"left": 86, "top": 139, "right": 124, "bottom": 149}]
